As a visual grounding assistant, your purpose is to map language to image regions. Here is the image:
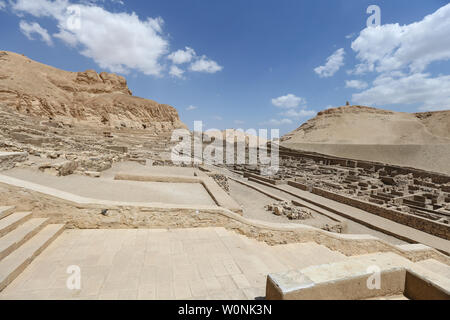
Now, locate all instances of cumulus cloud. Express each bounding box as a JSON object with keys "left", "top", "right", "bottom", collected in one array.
[
  {"left": 19, "top": 20, "right": 53, "bottom": 46},
  {"left": 189, "top": 55, "right": 223, "bottom": 73},
  {"left": 266, "top": 93, "right": 315, "bottom": 127},
  {"left": 270, "top": 93, "right": 315, "bottom": 123},
  {"left": 12, "top": 0, "right": 168, "bottom": 75},
  {"left": 168, "top": 47, "right": 223, "bottom": 76},
  {"left": 280, "top": 109, "right": 317, "bottom": 119},
  {"left": 314, "top": 48, "right": 345, "bottom": 78},
  {"left": 271, "top": 94, "right": 304, "bottom": 108},
  {"left": 169, "top": 65, "right": 184, "bottom": 78},
  {"left": 345, "top": 79, "right": 368, "bottom": 90},
  {"left": 186, "top": 105, "right": 198, "bottom": 111},
  {"left": 348, "top": 4, "right": 450, "bottom": 111},
  {"left": 260, "top": 118, "right": 293, "bottom": 126},
  {"left": 351, "top": 4, "right": 450, "bottom": 75},
  {"left": 345, "top": 33, "right": 355, "bottom": 39},
  {"left": 168, "top": 47, "right": 196, "bottom": 65},
  {"left": 11, "top": 0, "right": 222, "bottom": 77},
  {"left": 352, "top": 73, "right": 450, "bottom": 110}
]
